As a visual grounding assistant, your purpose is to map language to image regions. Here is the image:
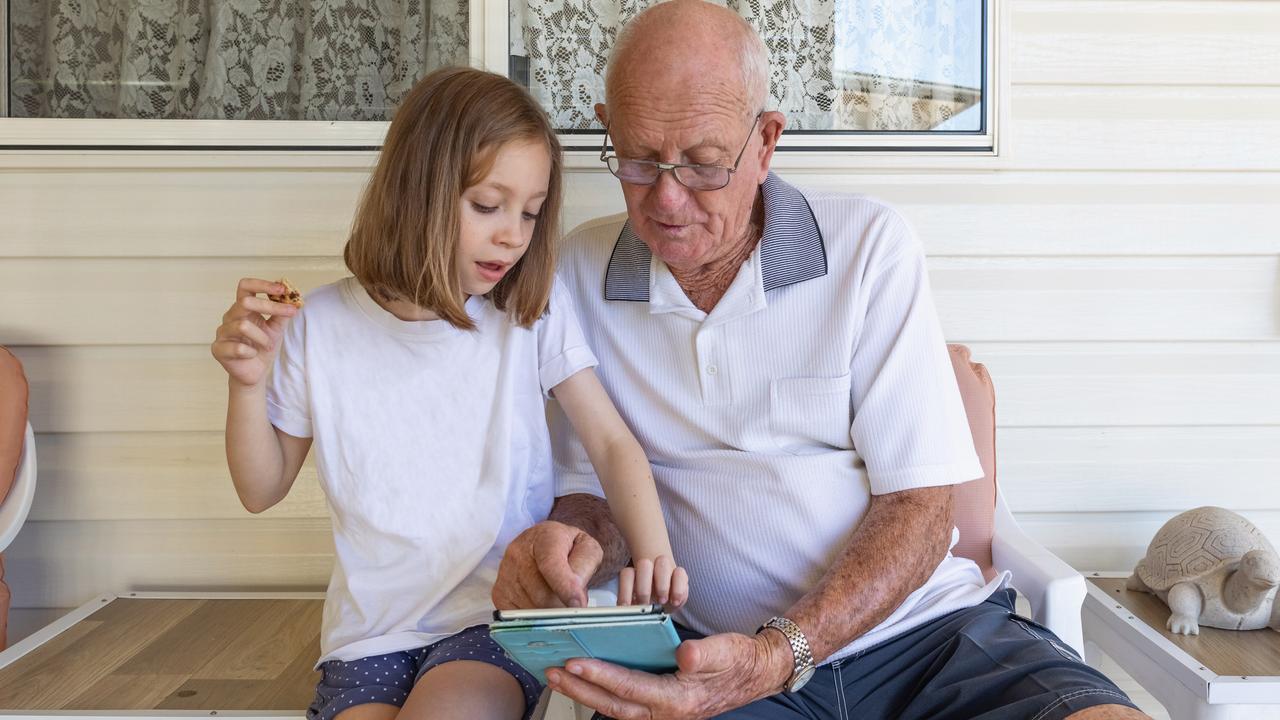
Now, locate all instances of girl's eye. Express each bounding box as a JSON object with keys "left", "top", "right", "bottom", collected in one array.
[
  {"left": 471, "top": 202, "right": 498, "bottom": 214},
  {"left": 522, "top": 212, "right": 540, "bottom": 222}
]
